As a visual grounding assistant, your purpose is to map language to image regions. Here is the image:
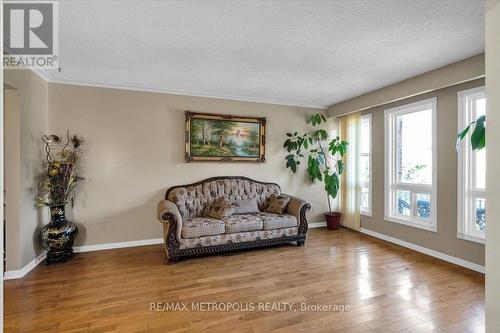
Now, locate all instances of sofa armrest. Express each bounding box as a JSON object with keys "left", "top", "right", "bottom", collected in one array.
[
  {"left": 157, "top": 199, "right": 182, "bottom": 243},
  {"left": 284, "top": 195, "right": 311, "bottom": 236}
]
